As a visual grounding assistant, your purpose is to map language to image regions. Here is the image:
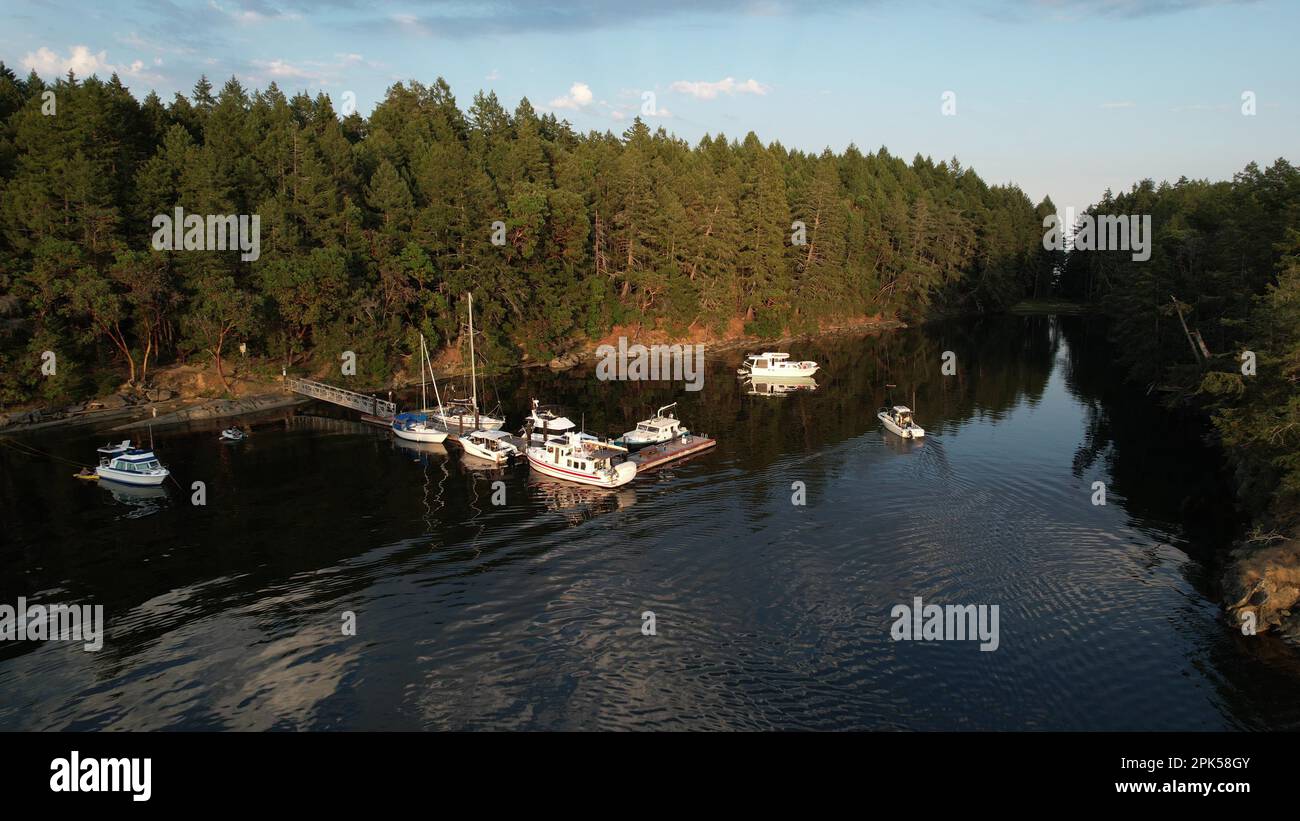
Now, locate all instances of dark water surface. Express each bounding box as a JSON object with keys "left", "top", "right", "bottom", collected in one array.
[{"left": 3, "top": 315, "right": 1300, "bottom": 730}]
